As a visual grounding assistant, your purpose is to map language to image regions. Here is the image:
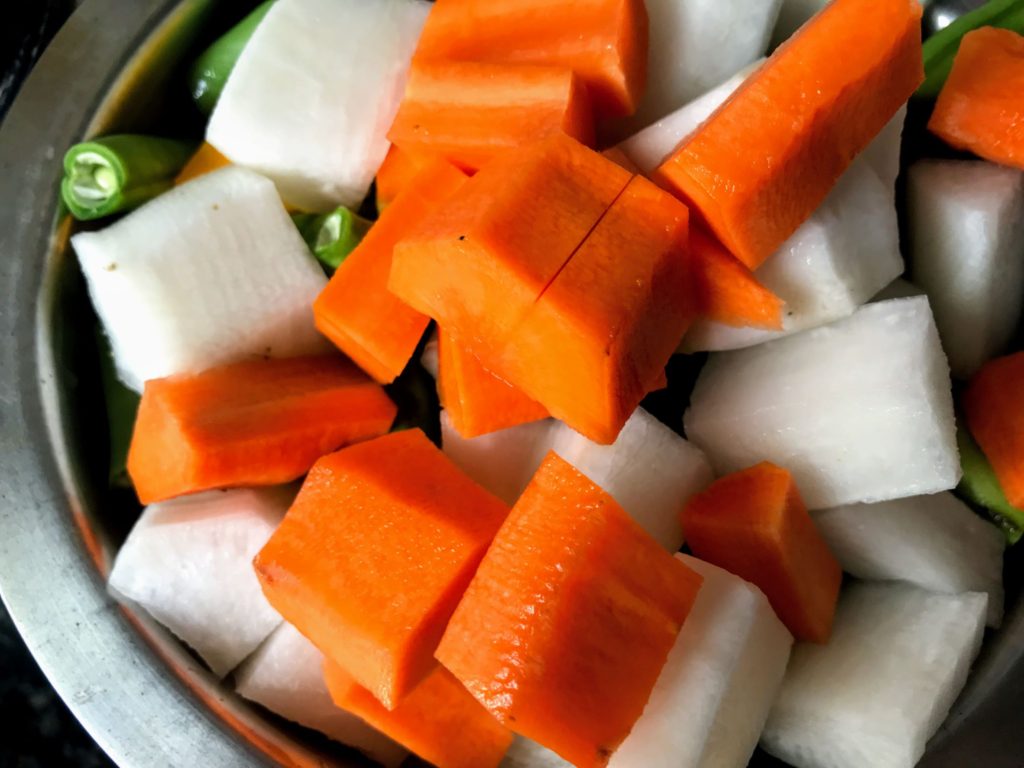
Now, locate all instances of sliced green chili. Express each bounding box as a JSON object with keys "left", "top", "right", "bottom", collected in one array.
[
  {"left": 957, "top": 427, "right": 1024, "bottom": 545},
  {"left": 189, "top": 0, "right": 275, "bottom": 115},
  {"left": 292, "top": 207, "right": 372, "bottom": 271},
  {"left": 61, "top": 135, "right": 196, "bottom": 221},
  {"left": 918, "top": 0, "right": 1024, "bottom": 98},
  {"left": 96, "top": 330, "right": 141, "bottom": 488}
]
